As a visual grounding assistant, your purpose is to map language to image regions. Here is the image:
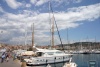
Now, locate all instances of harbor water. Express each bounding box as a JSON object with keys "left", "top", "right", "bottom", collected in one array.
[
  {"left": 29, "top": 54, "right": 100, "bottom": 67},
  {"left": 72, "top": 54, "right": 100, "bottom": 67}
]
